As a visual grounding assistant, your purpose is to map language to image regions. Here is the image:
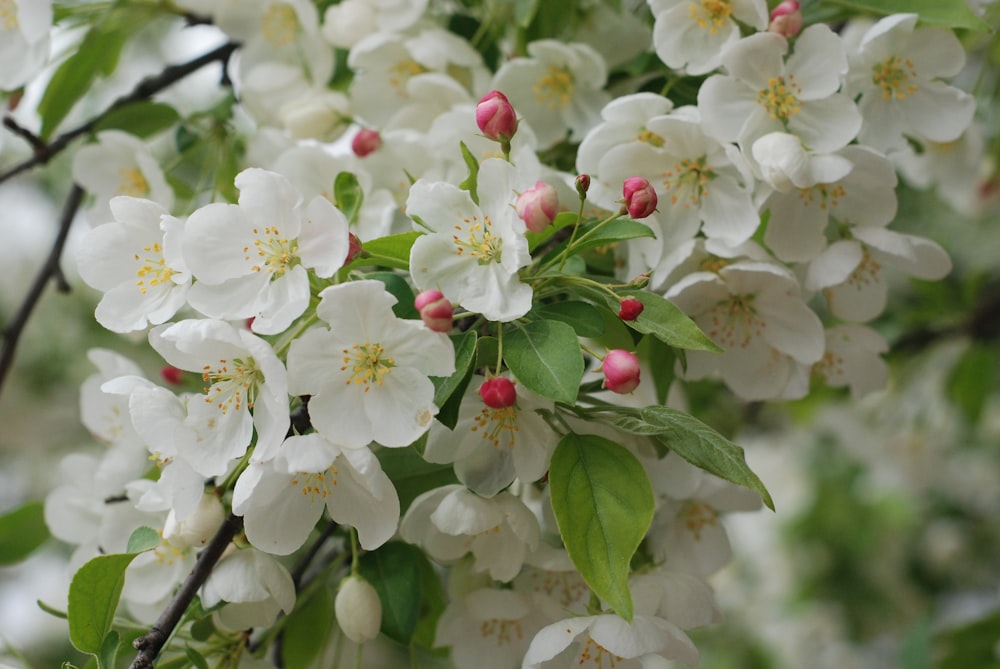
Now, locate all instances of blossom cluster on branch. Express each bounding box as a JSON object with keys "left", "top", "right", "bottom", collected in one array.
[{"left": 0, "top": 0, "right": 995, "bottom": 668}]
